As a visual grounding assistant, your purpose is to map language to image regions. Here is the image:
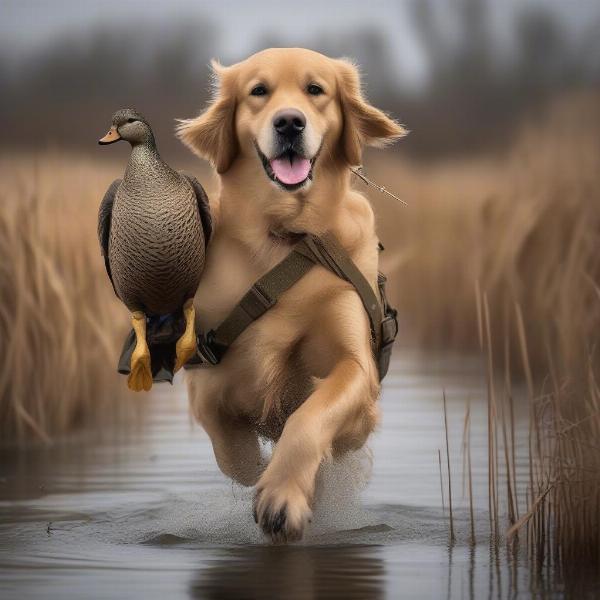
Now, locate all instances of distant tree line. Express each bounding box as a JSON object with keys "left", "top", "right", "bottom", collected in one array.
[{"left": 1, "top": 0, "right": 598, "bottom": 159}]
